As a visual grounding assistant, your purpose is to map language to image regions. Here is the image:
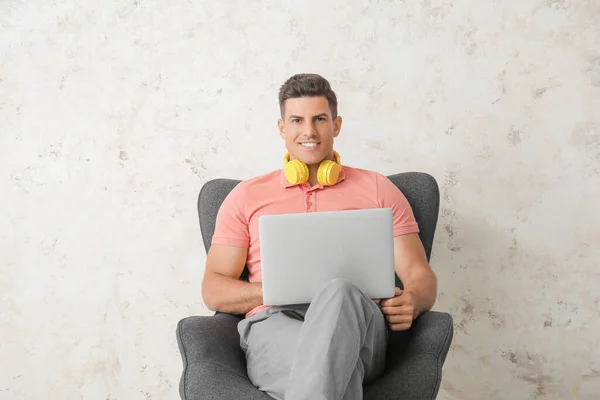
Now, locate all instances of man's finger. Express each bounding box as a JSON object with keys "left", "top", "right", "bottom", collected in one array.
[
  {"left": 390, "top": 322, "right": 412, "bottom": 331},
  {"left": 386, "top": 292, "right": 413, "bottom": 307},
  {"left": 380, "top": 298, "right": 397, "bottom": 307},
  {"left": 380, "top": 295, "right": 410, "bottom": 307},
  {"left": 385, "top": 314, "right": 413, "bottom": 324},
  {"left": 380, "top": 305, "right": 413, "bottom": 316}
]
